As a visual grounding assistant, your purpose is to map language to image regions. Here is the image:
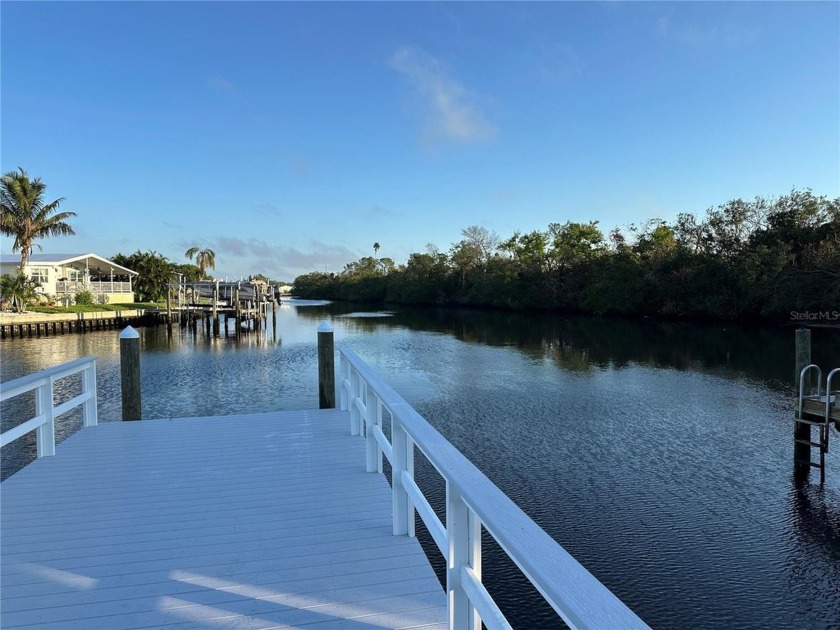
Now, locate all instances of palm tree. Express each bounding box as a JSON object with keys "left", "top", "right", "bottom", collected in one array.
[
  {"left": 373, "top": 242, "right": 380, "bottom": 258},
  {"left": 0, "top": 270, "right": 39, "bottom": 313},
  {"left": 0, "top": 168, "right": 76, "bottom": 270},
  {"left": 185, "top": 246, "right": 216, "bottom": 280}
]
